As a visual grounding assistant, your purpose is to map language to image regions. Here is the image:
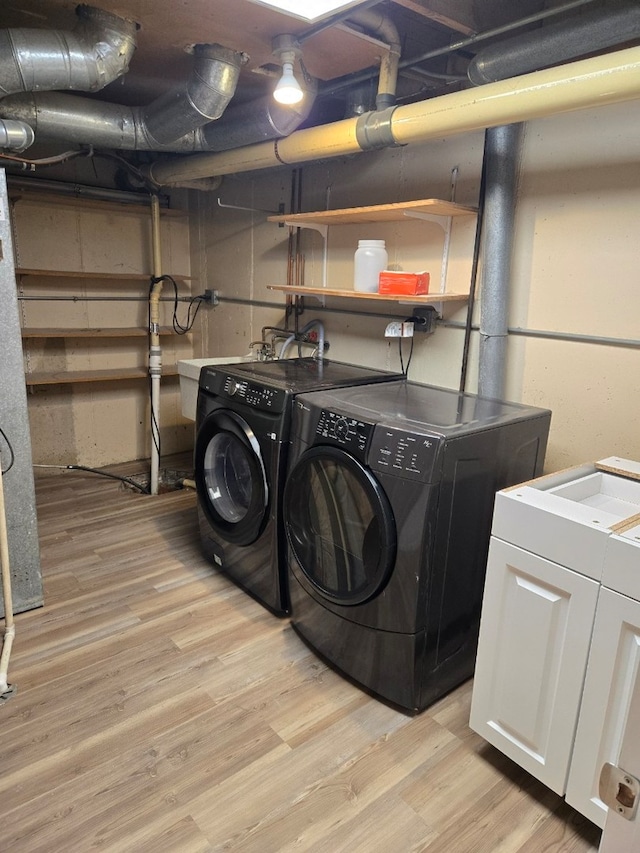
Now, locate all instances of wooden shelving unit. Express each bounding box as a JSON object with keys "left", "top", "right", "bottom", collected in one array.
[
  {"left": 25, "top": 365, "right": 179, "bottom": 387},
  {"left": 17, "top": 268, "right": 191, "bottom": 386},
  {"left": 267, "top": 284, "right": 469, "bottom": 304},
  {"left": 267, "top": 198, "right": 477, "bottom": 226},
  {"left": 267, "top": 198, "right": 477, "bottom": 303},
  {"left": 16, "top": 268, "right": 191, "bottom": 282}
]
